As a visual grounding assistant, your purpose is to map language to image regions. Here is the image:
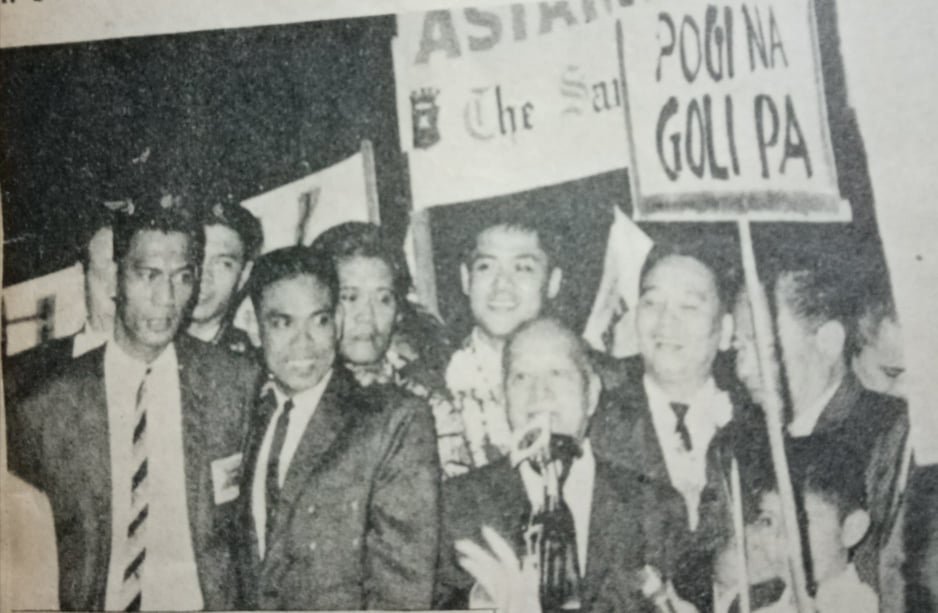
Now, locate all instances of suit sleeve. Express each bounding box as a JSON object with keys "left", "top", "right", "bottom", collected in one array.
[
  {"left": 364, "top": 395, "right": 441, "bottom": 610},
  {"left": 433, "top": 479, "right": 473, "bottom": 609},
  {"left": 868, "top": 404, "right": 911, "bottom": 547},
  {"left": 6, "top": 387, "right": 47, "bottom": 490}
]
